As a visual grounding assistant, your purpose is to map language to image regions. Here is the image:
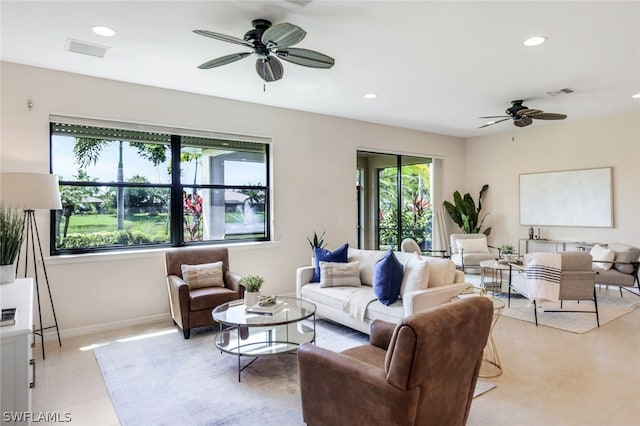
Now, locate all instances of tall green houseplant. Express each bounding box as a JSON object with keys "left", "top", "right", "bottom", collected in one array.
[{"left": 443, "top": 184, "right": 491, "bottom": 235}]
